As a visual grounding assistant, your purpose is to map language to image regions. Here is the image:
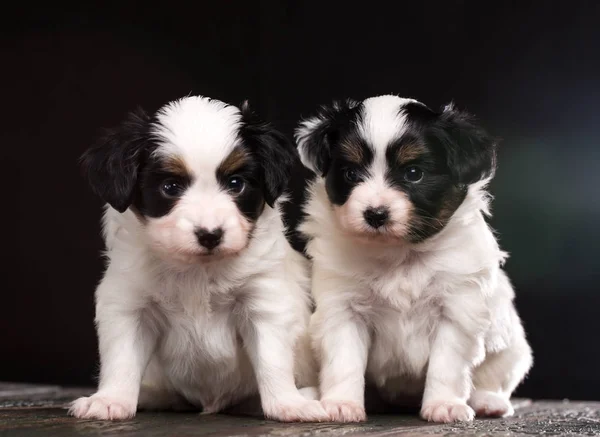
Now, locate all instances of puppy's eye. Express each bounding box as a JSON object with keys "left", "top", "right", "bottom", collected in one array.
[
  {"left": 344, "top": 168, "right": 361, "bottom": 183},
  {"left": 227, "top": 176, "right": 245, "bottom": 194},
  {"left": 404, "top": 166, "right": 424, "bottom": 183},
  {"left": 161, "top": 179, "right": 184, "bottom": 198}
]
